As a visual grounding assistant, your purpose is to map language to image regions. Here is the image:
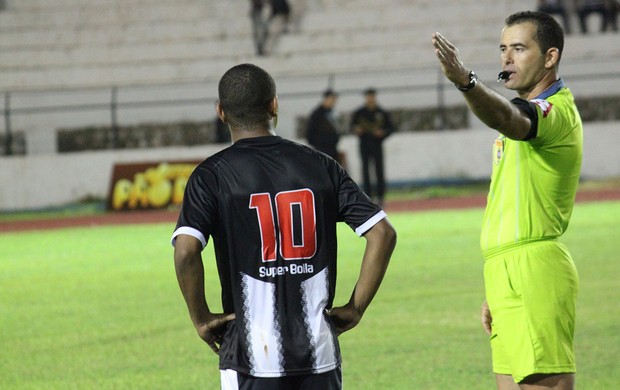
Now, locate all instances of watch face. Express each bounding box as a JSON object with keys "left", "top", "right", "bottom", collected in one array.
[{"left": 457, "top": 71, "right": 477, "bottom": 91}]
